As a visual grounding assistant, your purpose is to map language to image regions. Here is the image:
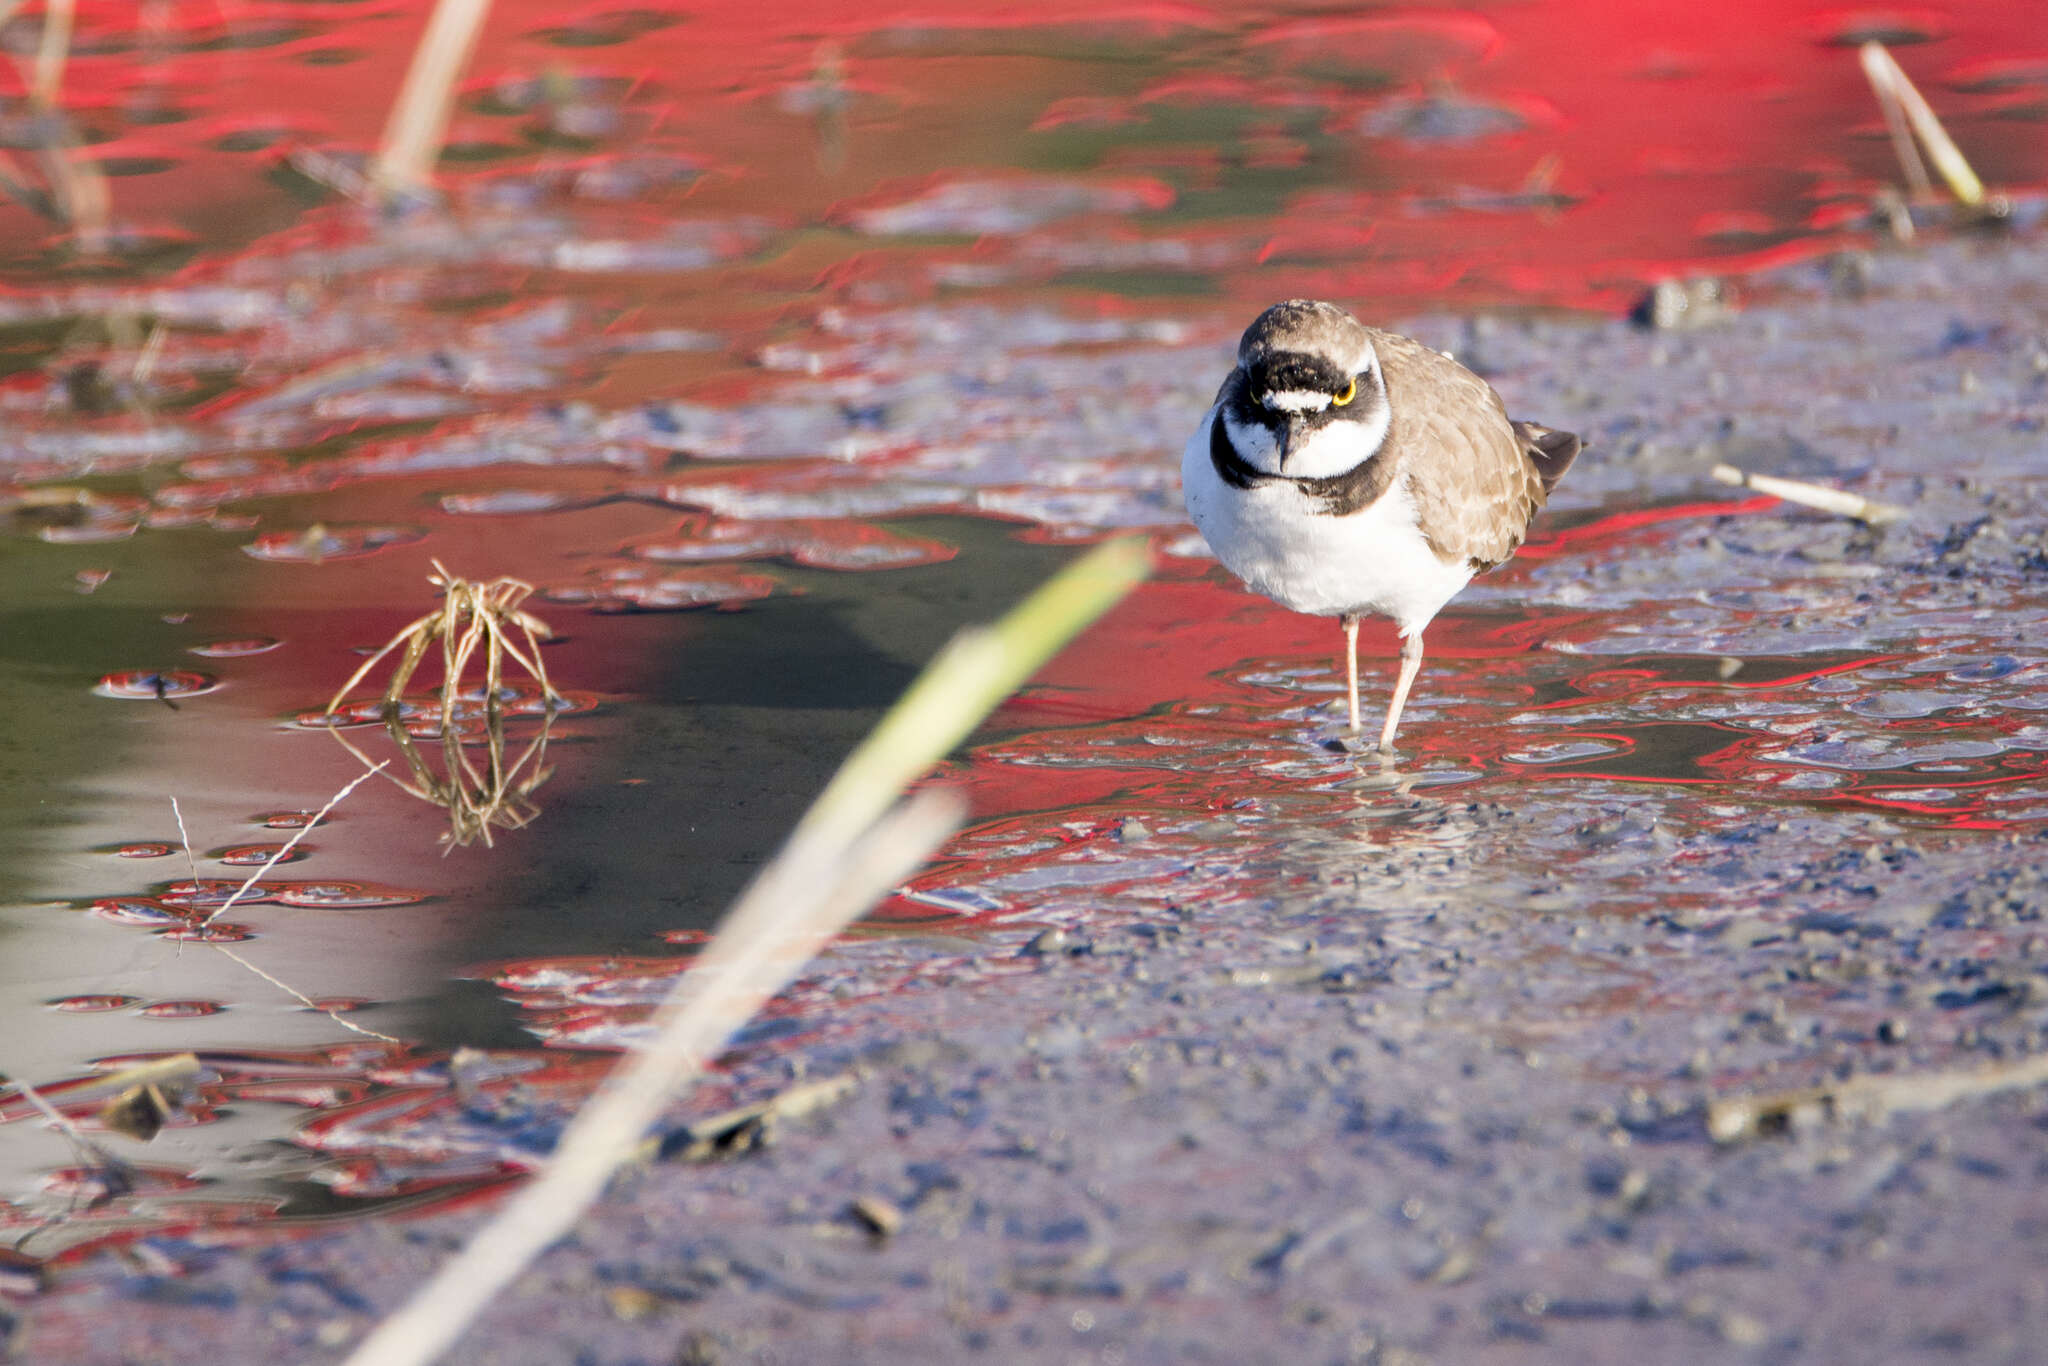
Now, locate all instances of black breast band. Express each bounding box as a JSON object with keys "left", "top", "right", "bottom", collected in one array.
[{"left": 1207, "top": 413, "right": 1396, "bottom": 517}]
